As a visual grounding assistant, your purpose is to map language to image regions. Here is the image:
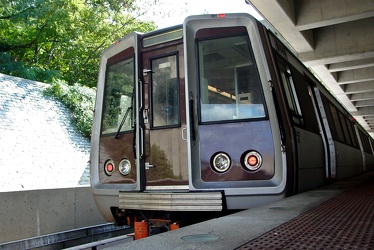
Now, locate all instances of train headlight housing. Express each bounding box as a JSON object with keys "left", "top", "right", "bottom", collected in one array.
[
  {"left": 211, "top": 152, "right": 231, "bottom": 173},
  {"left": 119, "top": 159, "right": 131, "bottom": 176},
  {"left": 104, "top": 160, "right": 115, "bottom": 176},
  {"left": 243, "top": 151, "right": 262, "bottom": 171}
]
